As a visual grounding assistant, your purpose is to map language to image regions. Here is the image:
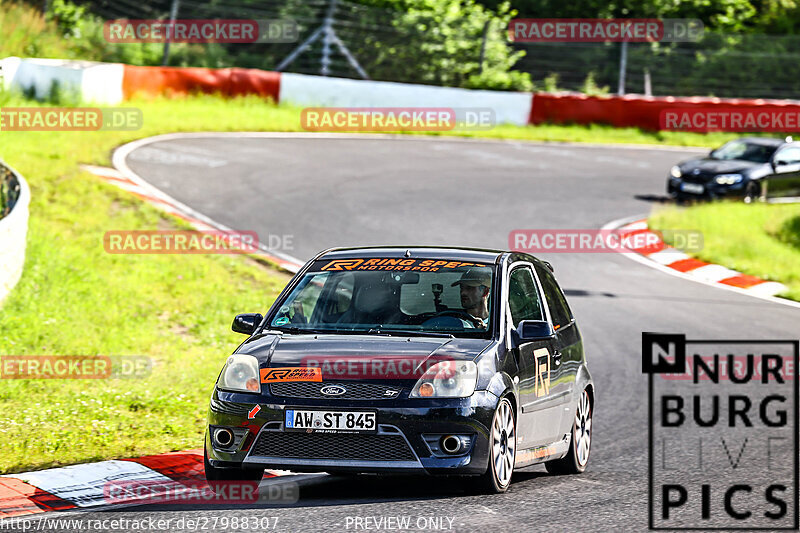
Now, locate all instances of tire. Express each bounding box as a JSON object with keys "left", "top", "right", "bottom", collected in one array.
[
  {"left": 473, "top": 396, "right": 516, "bottom": 494},
  {"left": 204, "top": 445, "right": 264, "bottom": 484},
  {"left": 545, "top": 388, "right": 592, "bottom": 475},
  {"left": 744, "top": 181, "right": 761, "bottom": 203}
]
